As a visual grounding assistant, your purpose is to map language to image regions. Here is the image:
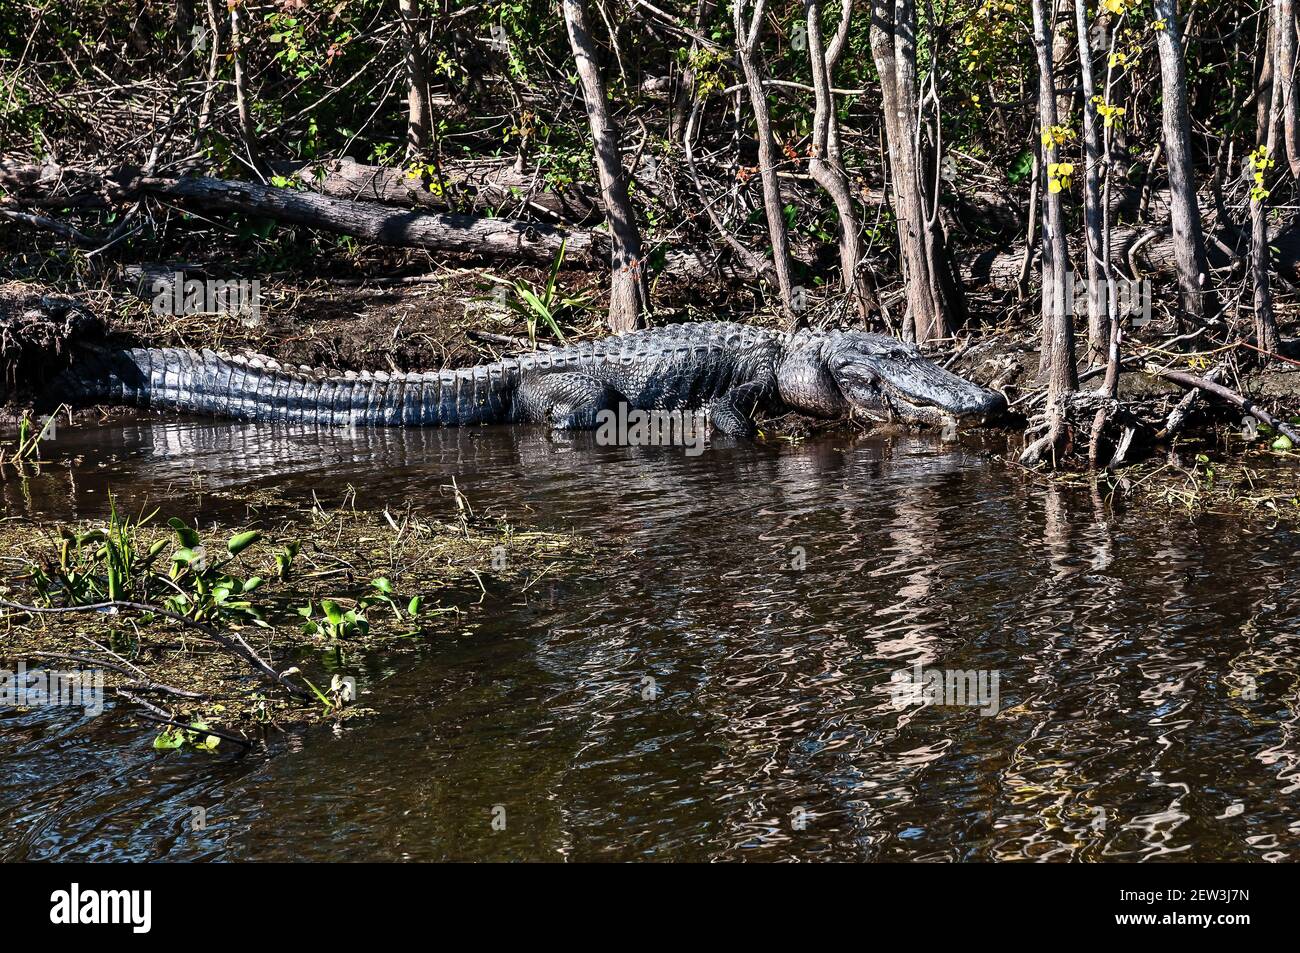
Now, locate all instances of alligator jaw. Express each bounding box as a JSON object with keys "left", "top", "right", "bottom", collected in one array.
[{"left": 835, "top": 353, "right": 1007, "bottom": 427}]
